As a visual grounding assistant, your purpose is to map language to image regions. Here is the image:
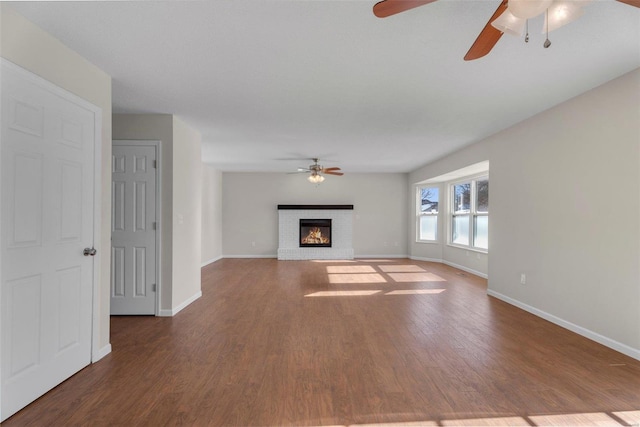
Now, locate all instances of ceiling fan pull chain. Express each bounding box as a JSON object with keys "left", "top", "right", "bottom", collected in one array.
[
  {"left": 525, "top": 19, "right": 529, "bottom": 43},
  {"left": 544, "top": 9, "right": 551, "bottom": 48}
]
